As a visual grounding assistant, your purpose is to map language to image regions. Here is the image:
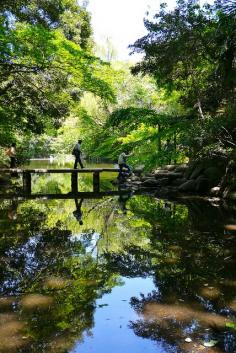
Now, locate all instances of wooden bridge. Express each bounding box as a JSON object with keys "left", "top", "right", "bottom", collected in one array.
[{"left": 0, "top": 168, "right": 120, "bottom": 195}]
